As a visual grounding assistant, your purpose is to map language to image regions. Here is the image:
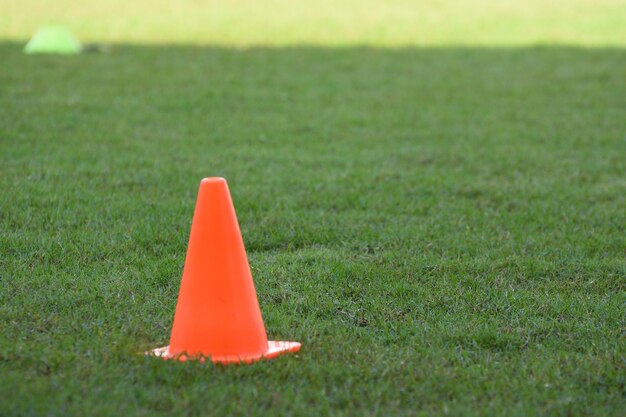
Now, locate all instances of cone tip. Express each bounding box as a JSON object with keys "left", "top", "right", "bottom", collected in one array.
[{"left": 200, "top": 177, "right": 226, "bottom": 185}]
